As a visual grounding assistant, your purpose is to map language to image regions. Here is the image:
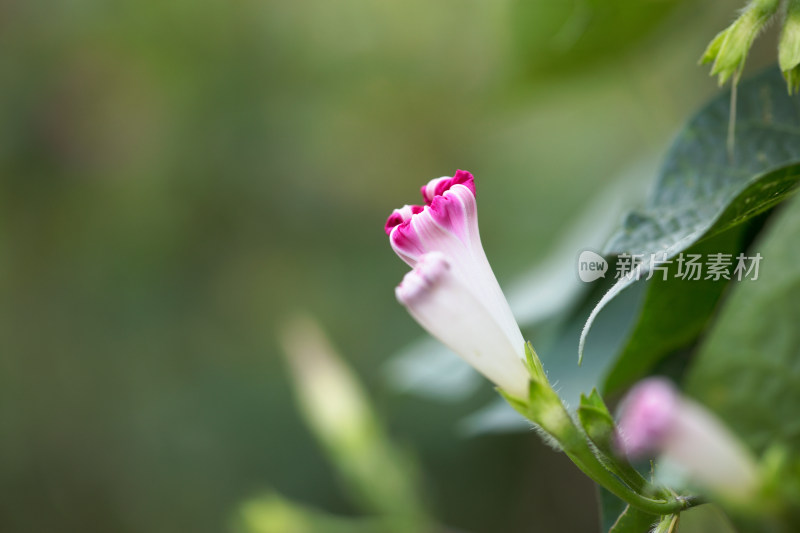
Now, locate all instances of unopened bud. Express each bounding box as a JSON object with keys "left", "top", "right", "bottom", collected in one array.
[
  {"left": 701, "top": 0, "right": 780, "bottom": 85},
  {"left": 616, "top": 378, "right": 760, "bottom": 503}
]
